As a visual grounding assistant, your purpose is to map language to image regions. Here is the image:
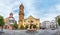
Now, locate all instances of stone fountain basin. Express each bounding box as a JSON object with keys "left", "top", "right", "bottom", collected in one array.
[{"left": 27, "top": 29, "right": 36, "bottom": 32}]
